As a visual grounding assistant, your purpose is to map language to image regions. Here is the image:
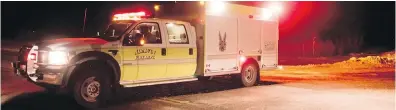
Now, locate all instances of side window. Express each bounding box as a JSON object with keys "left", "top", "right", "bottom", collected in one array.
[
  {"left": 166, "top": 23, "right": 189, "bottom": 44},
  {"left": 126, "top": 22, "right": 162, "bottom": 45}
]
